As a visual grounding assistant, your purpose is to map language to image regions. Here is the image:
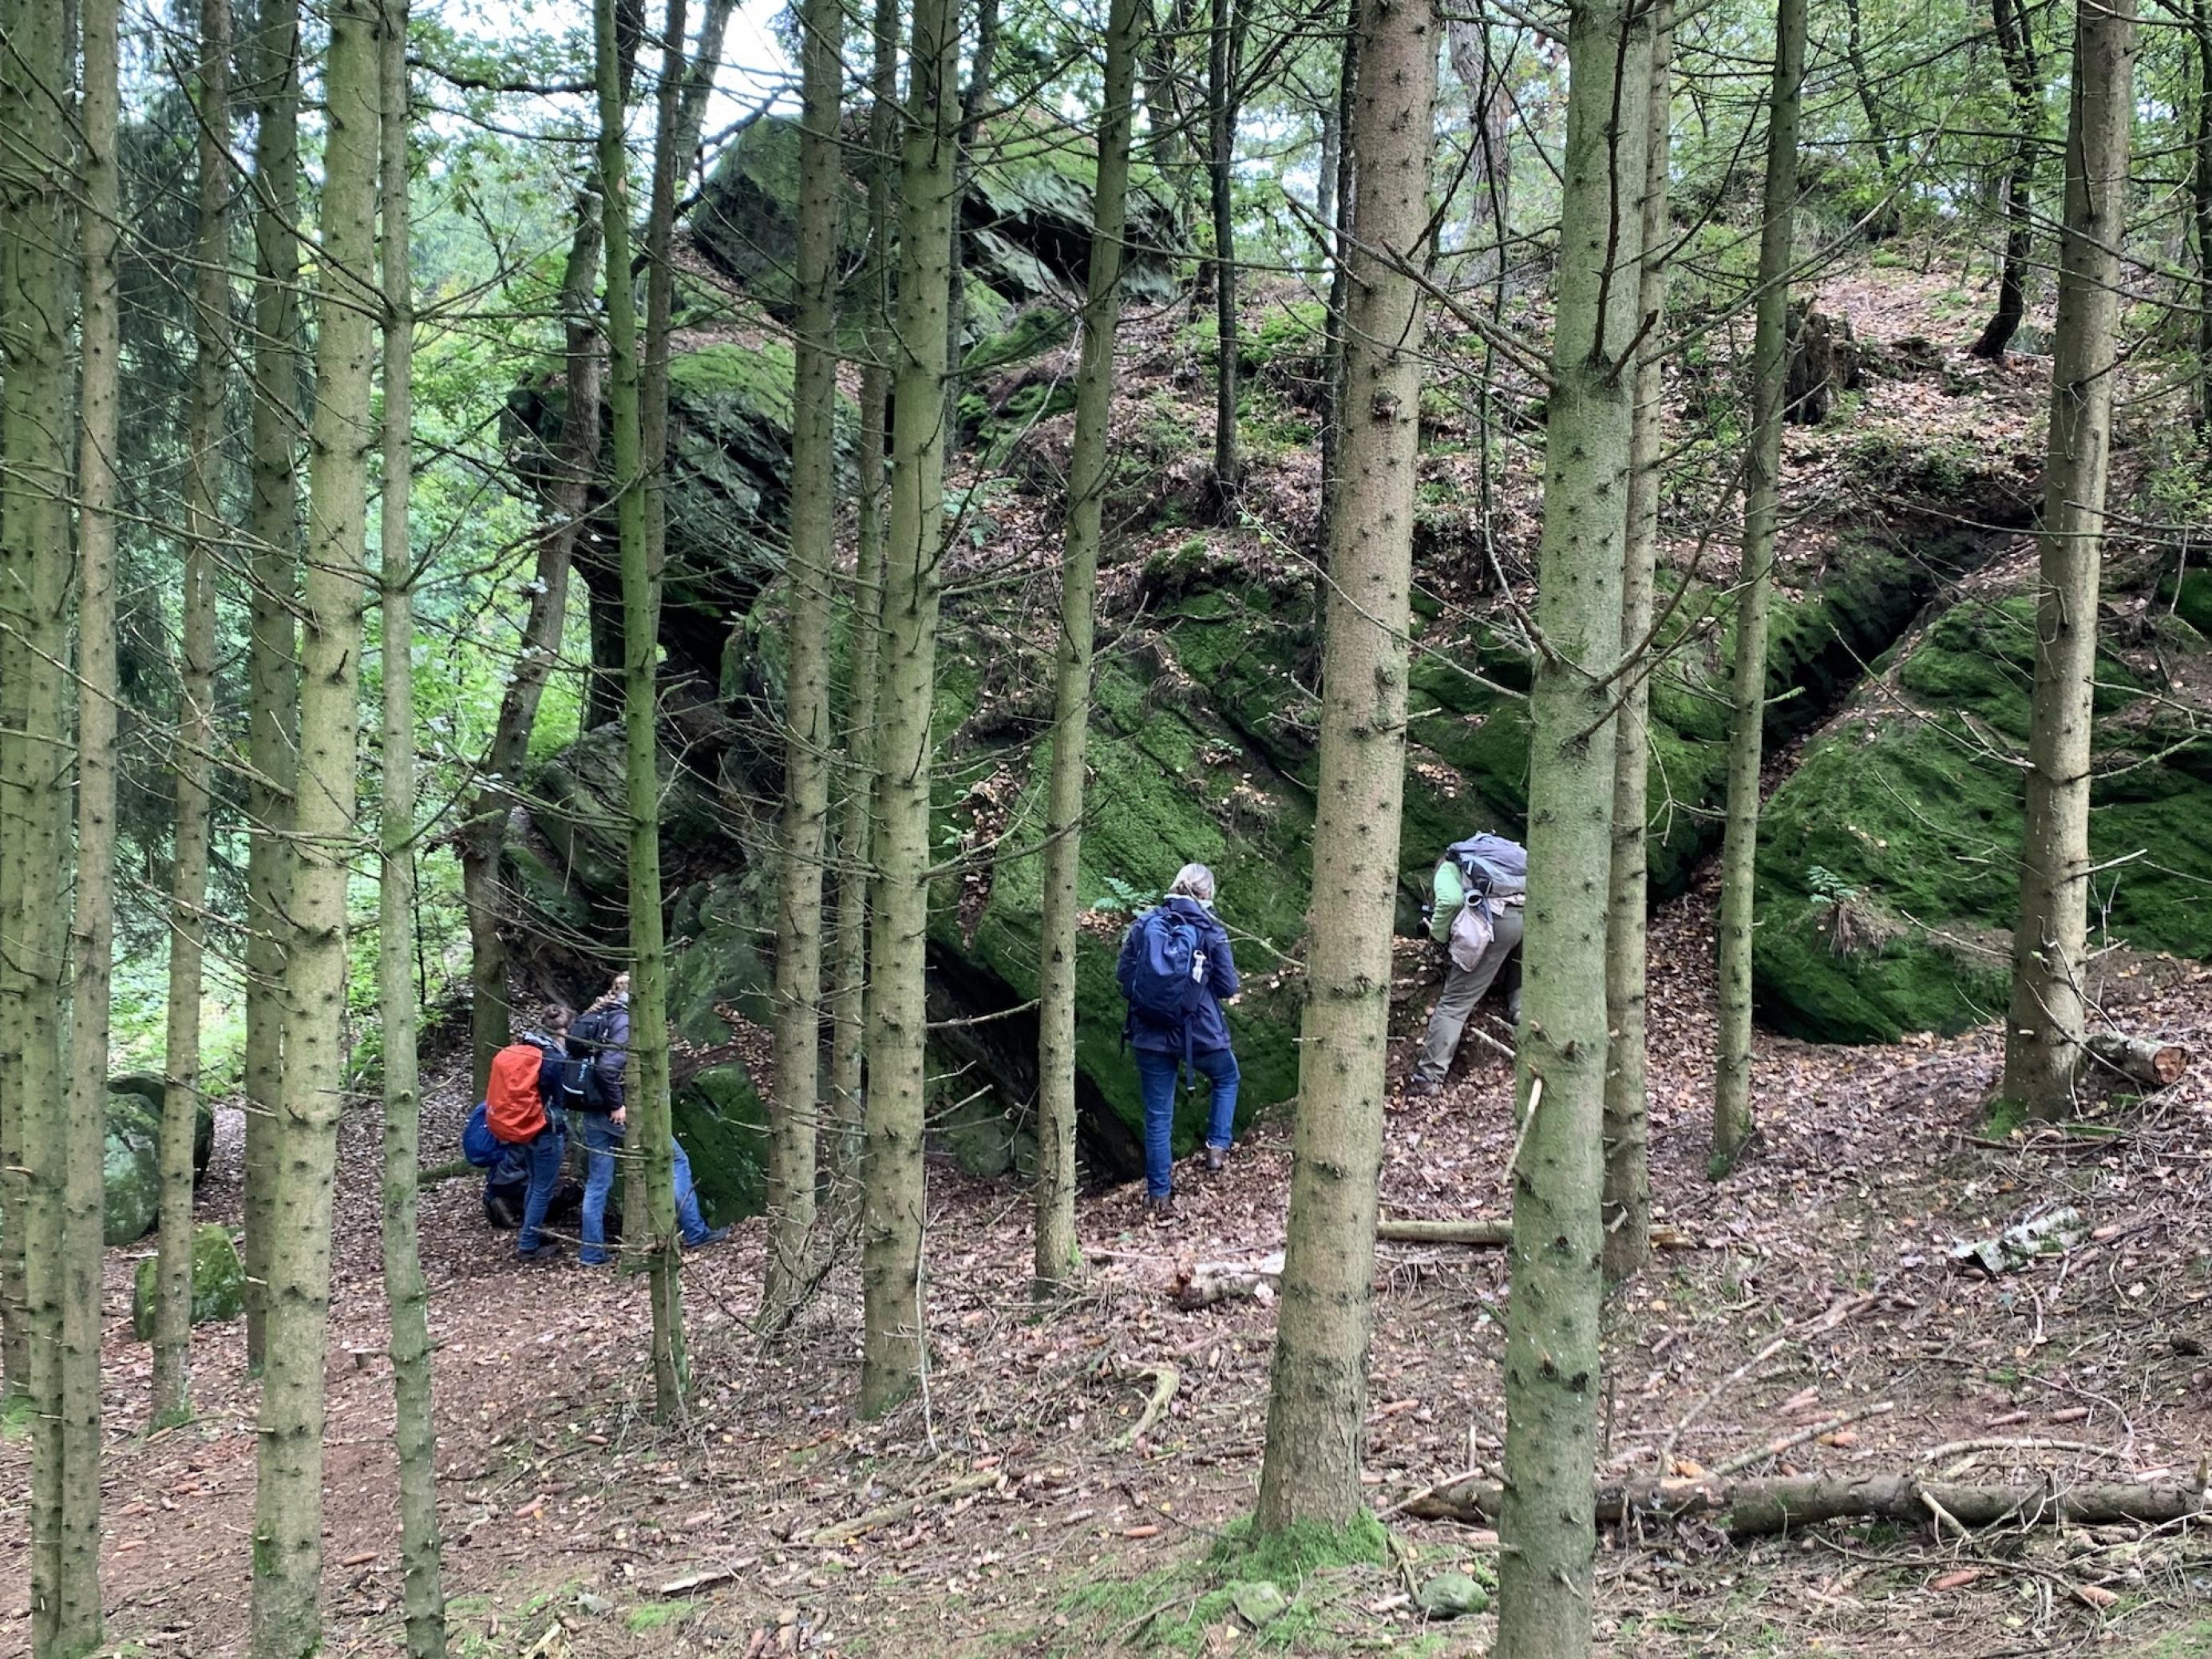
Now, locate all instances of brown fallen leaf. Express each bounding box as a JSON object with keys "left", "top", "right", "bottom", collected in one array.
[
  {"left": 1930, "top": 1569, "right": 1981, "bottom": 1591},
  {"left": 2075, "top": 1584, "right": 2119, "bottom": 1611},
  {"left": 1122, "top": 1524, "right": 1161, "bottom": 1539},
  {"left": 339, "top": 1550, "right": 378, "bottom": 1569}
]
